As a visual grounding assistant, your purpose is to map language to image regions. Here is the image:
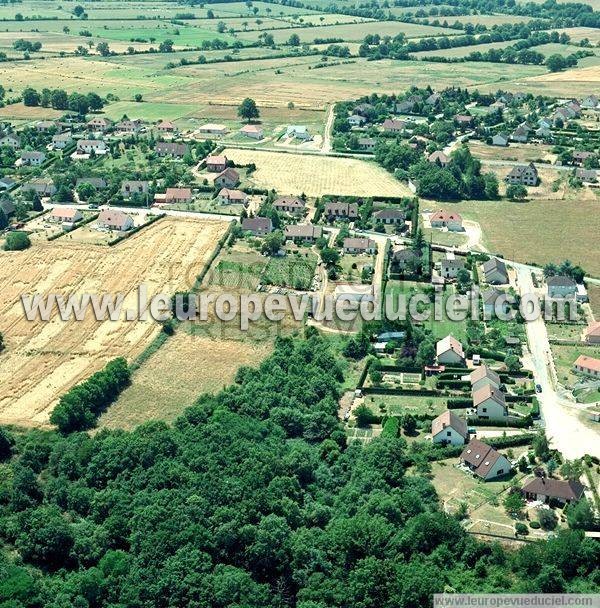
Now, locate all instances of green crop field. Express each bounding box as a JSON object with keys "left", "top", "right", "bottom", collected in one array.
[{"left": 263, "top": 253, "right": 318, "bottom": 290}]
